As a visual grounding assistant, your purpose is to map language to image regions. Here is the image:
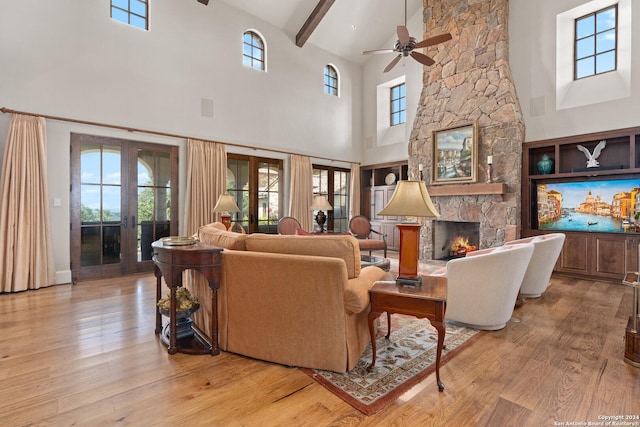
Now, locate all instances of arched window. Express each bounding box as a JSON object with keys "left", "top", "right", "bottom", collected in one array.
[
  {"left": 243, "top": 30, "right": 266, "bottom": 71},
  {"left": 324, "top": 65, "right": 338, "bottom": 96}
]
